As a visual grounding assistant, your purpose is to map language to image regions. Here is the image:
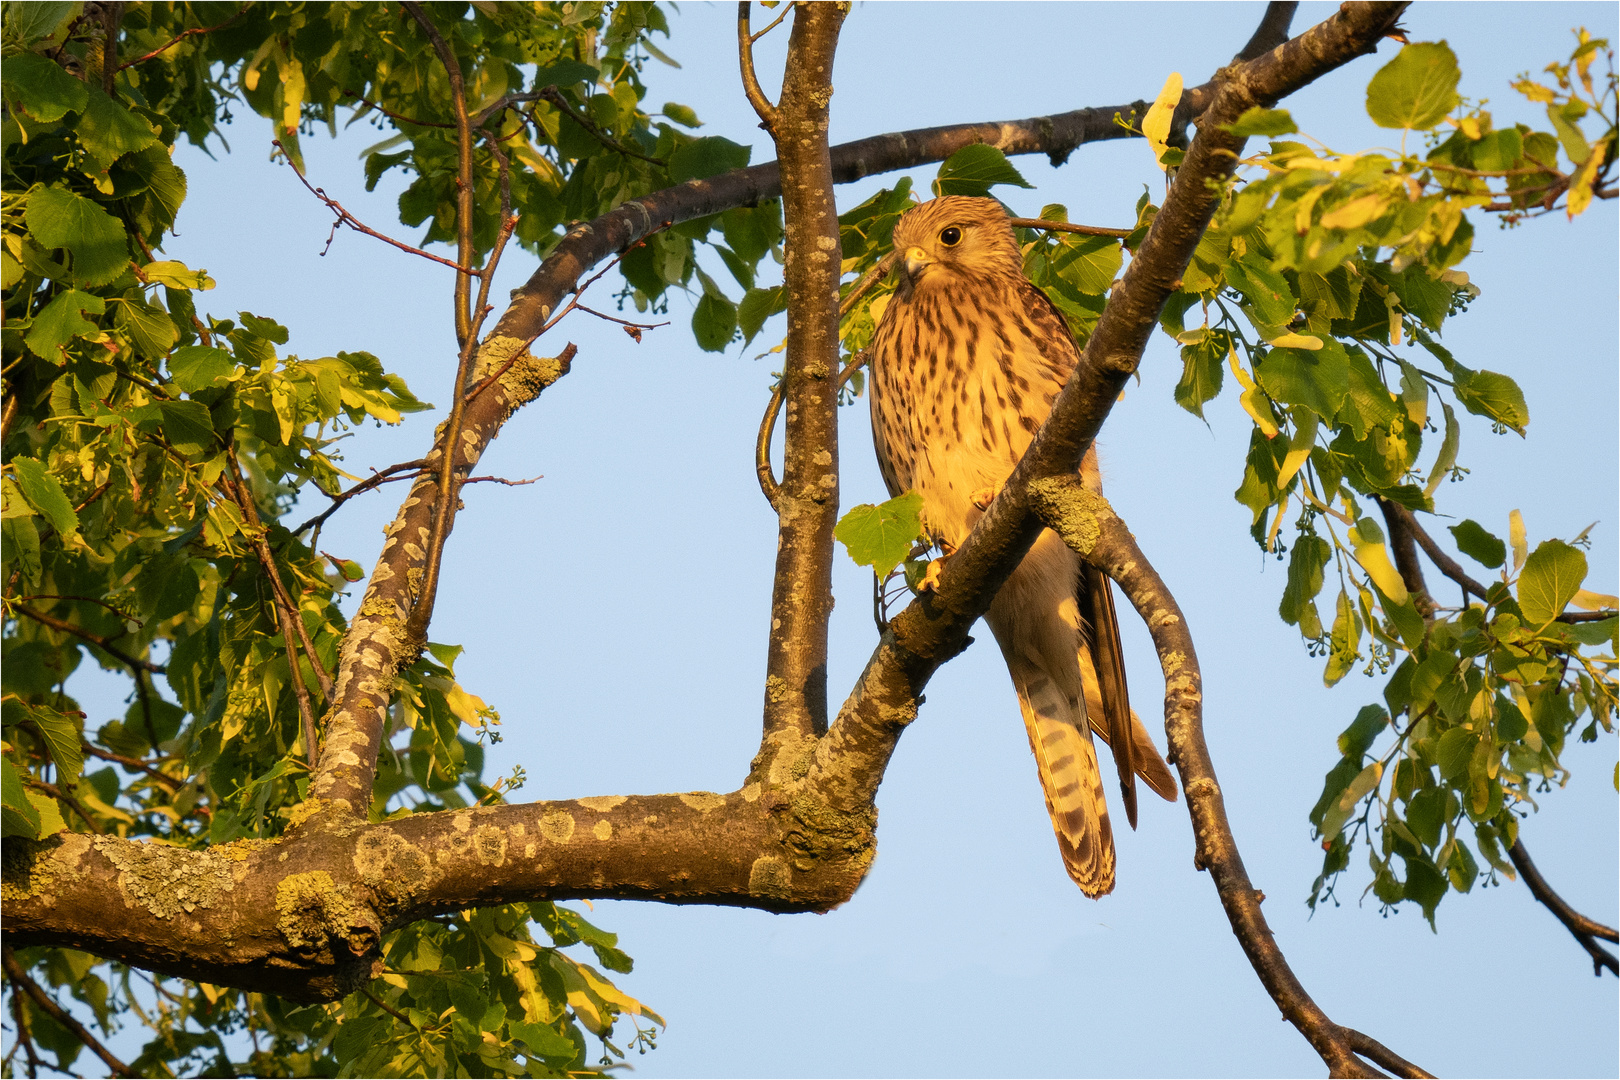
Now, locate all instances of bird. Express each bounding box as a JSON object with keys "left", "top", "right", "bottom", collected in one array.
[{"left": 866, "top": 195, "right": 1178, "bottom": 897}]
